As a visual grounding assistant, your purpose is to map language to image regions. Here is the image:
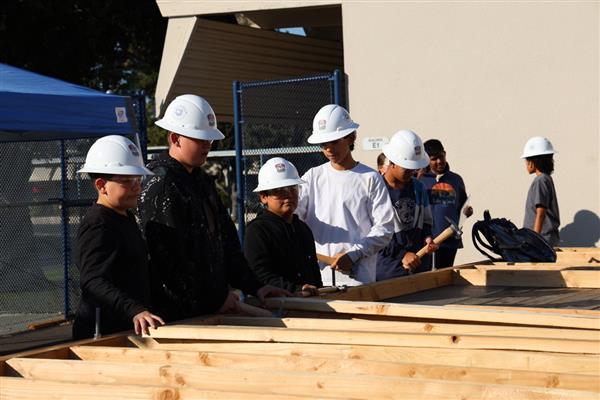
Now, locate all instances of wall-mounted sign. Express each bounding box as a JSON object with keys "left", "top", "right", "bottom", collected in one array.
[{"left": 362, "top": 137, "right": 389, "bottom": 151}]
